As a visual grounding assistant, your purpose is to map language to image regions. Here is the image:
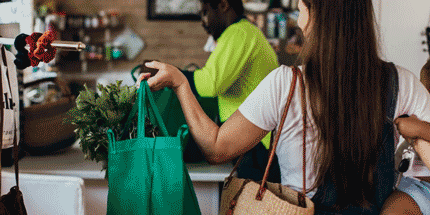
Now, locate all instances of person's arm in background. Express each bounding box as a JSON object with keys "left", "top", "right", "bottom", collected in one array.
[
  {"left": 408, "top": 59, "right": 430, "bottom": 171},
  {"left": 394, "top": 64, "right": 430, "bottom": 173},
  {"left": 395, "top": 115, "right": 430, "bottom": 142},
  {"left": 395, "top": 115, "right": 430, "bottom": 174},
  {"left": 193, "top": 26, "right": 257, "bottom": 97}
]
